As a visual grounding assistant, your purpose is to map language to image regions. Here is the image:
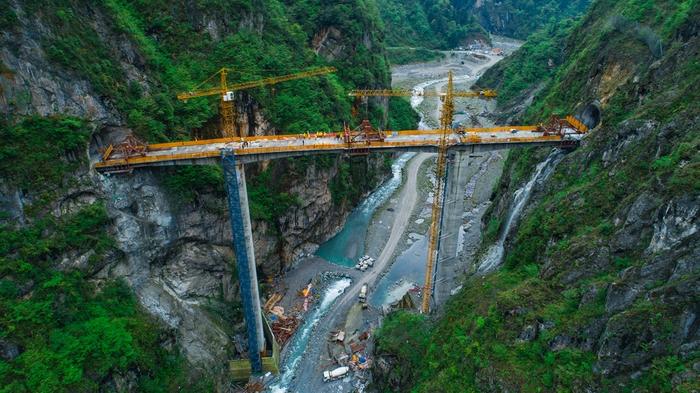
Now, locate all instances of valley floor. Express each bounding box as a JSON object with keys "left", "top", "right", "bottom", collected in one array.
[{"left": 266, "top": 39, "right": 521, "bottom": 393}]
